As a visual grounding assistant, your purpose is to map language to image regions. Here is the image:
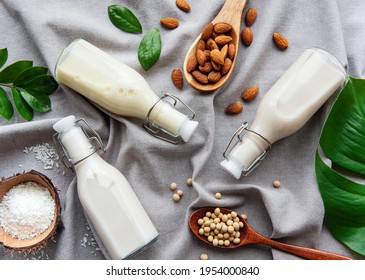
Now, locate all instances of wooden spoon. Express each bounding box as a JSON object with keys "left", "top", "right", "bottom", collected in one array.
[
  {"left": 189, "top": 207, "right": 352, "bottom": 260},
  {"left": 183, "top": 0, "right": 248, "bottom": 92}
]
